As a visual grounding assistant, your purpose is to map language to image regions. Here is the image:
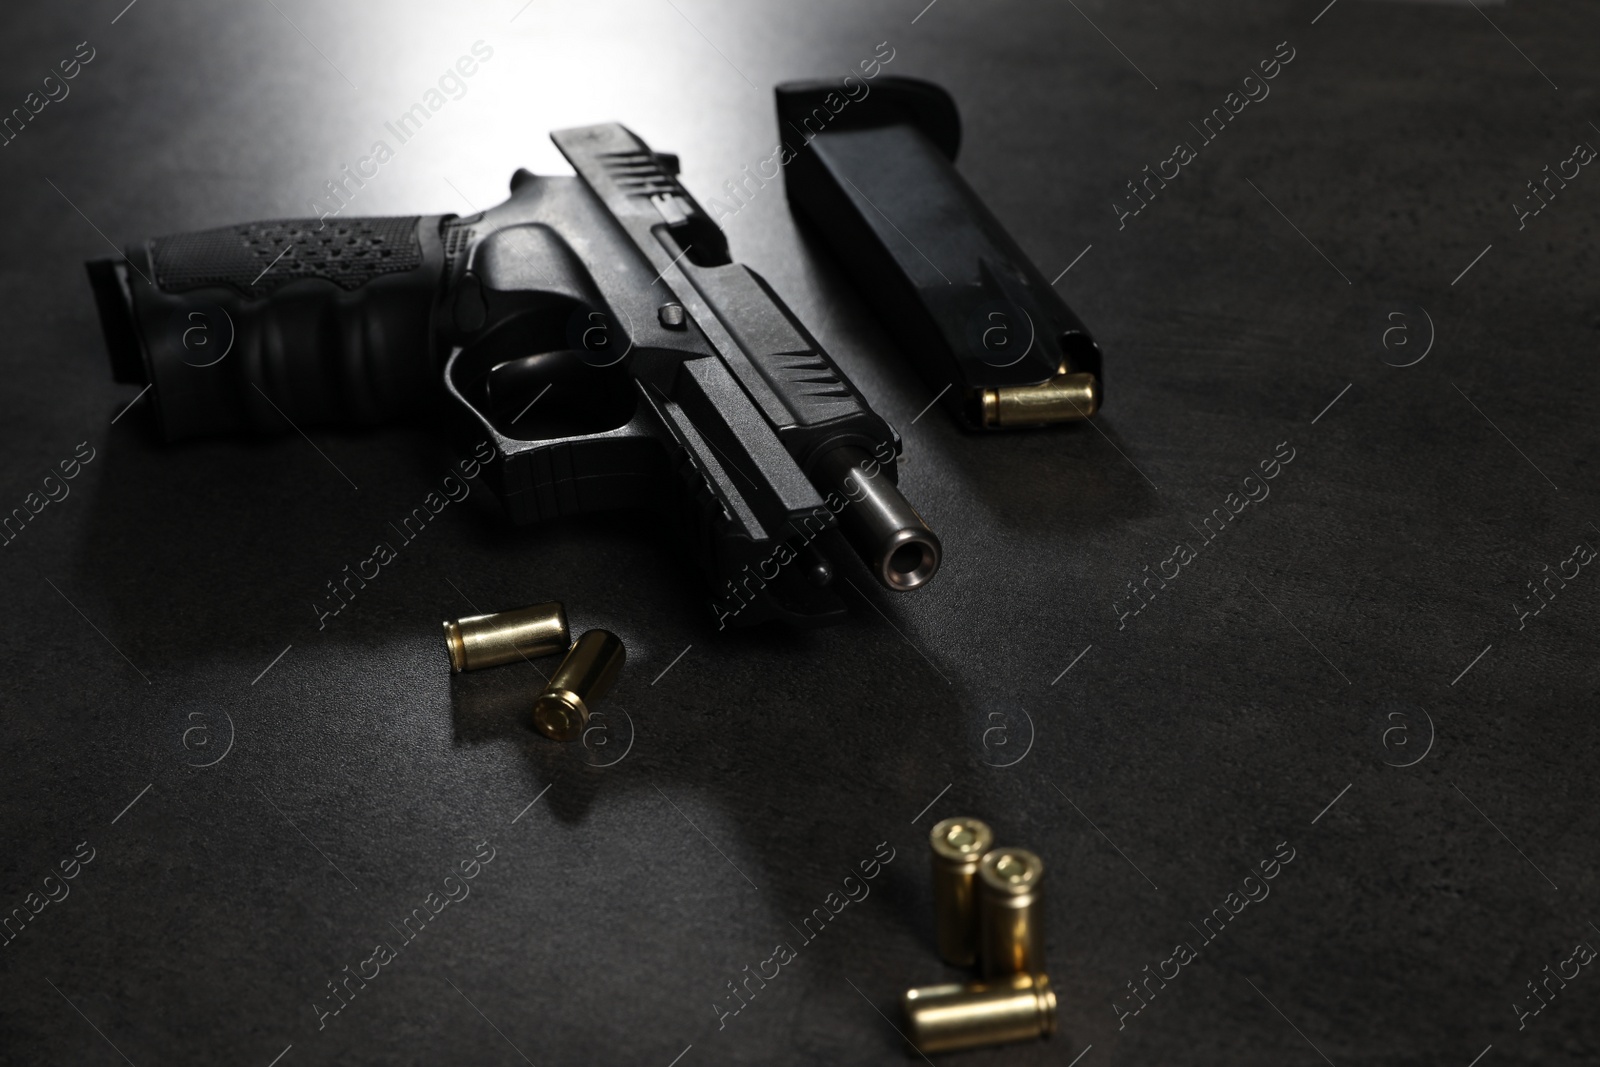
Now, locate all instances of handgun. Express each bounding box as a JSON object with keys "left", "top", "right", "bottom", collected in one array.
[{"left": 84, "top": 123, "right": 941, "bottom": 628}]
